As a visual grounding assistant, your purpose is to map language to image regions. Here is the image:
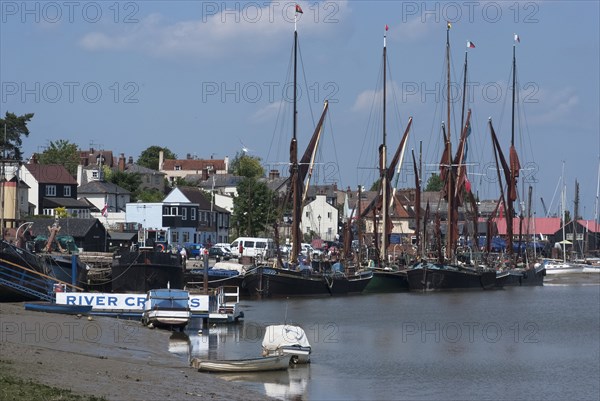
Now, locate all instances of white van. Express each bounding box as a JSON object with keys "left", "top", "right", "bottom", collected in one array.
[{"left": 230, "top": 237, "right": 276, "bottom": 259}]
